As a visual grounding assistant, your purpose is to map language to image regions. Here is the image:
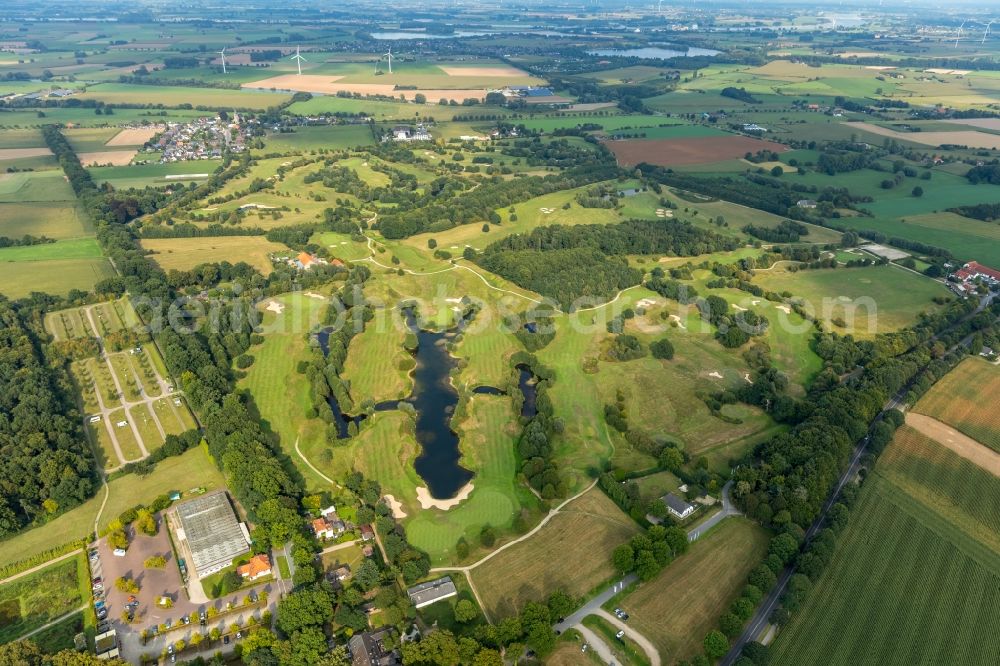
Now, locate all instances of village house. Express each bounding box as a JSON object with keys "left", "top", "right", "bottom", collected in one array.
[
  {"left": 237, "top": 554, "right": 272, "bottom": 581},
  {"left": 661, "top": 493, "right": 696, "bottom": 520},
  {"left": 359, "top": 524, "right": 375, "bottom": 541},
  {"left": 312, "top": 516, "right": 346, "bottom": 541}
]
